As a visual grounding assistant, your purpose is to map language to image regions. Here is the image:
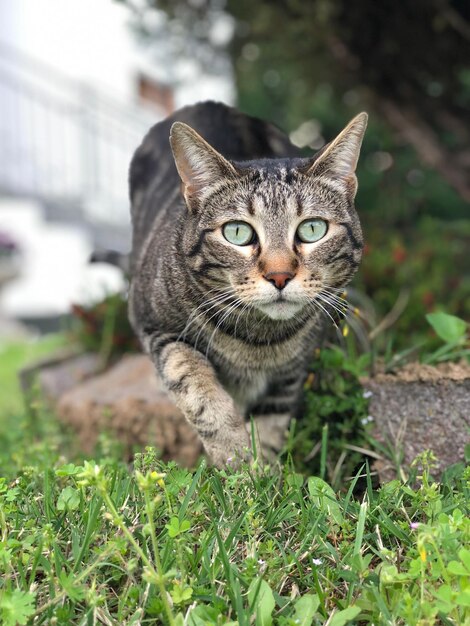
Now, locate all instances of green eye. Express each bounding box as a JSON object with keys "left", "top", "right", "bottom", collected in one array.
[
  {"left": 296, "top": 219, "right": 328, "bottom": 243},
  {"left": 222, "top": 221, "right": 256, "bottom": 246}
]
